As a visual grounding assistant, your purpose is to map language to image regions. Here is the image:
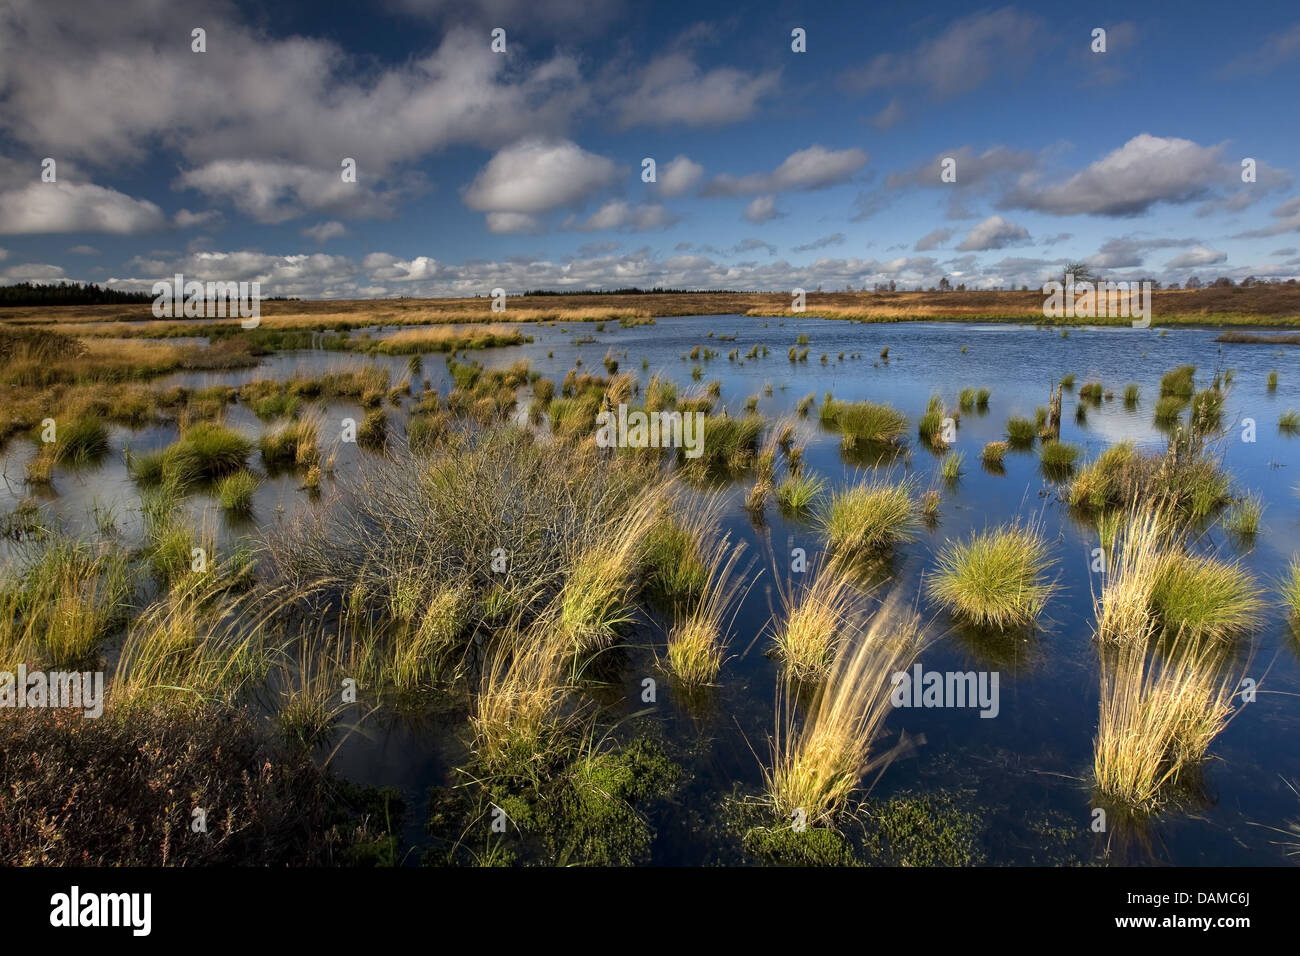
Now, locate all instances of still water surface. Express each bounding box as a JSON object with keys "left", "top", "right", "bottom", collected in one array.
[{"left": 4, "top": 315, "right": 1297, "bottom": 864}]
